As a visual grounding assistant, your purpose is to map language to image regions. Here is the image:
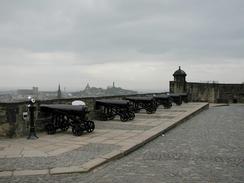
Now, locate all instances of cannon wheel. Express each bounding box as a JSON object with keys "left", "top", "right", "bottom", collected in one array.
[
  {"left": 128, "top": 111, "right": 135, "bottom": 120},
  {"left": 176, "top": 101, "right": 182, "bottom": 105},
  {"left": 61, "top": 125, "right": 69, "bottom": 132},
  {"left": 164, "top": 102, "right": 172, "bottom": 109},
  {"left": 72, "top": 124, "right": 83, "bottom": 136},
  {"left": 85, "top": 121, "right": 95, "bottom": 133},
  {"left": 61, "top": 125, "right": 69, "bottom": 131},
  {"left": 45, "top": 124, "right": 56, "bottom": 135},
  {"left": 146, "top": 109, "right": 153, "bottom": 114},
  {"left": 146, "top": 107, "right": 156, "bottom": 114},
  {"left": 120, "top": 113, "right": 129, "bottom": 122},
  {"left": 60, "top": 120, "right": 69, "bottom": 131}
]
